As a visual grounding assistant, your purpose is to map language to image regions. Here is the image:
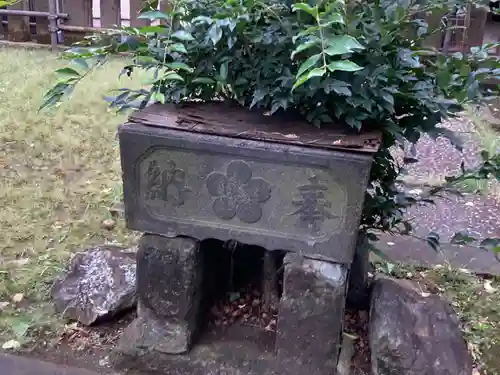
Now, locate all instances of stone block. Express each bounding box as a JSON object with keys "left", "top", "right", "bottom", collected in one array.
[
  {"left": 276, "top": 253, "right": 348, "bottom": 375},
  {"left": 119, "top": 103, "right": 375, "bottom": 263},
  {"left": 122, "top": 234, "right": 203, "bottom": 355}
]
